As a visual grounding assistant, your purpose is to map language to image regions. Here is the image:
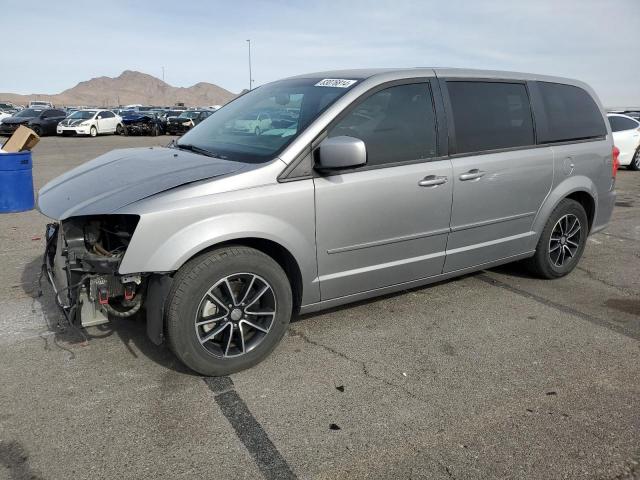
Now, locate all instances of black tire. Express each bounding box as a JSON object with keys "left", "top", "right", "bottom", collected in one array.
[
  {"left": 121, "top": 125, "right": 128, "bottom": 136},
  {"left": 151, "top": 125, "right": 159, "bottom": 137},
  {"left": 254, "top": 126, "right": 261, "bottom": 136},
  {"left": 90, "top": 126, "right": 97, "bottom": 137},
  {"left": 31, "top": 125, "right": 42, "bottom": 136},
  {"left": 115, "top": 124, "right": 124, "bottom": 135},
  {"left": 525, "top": 198, "right": 588, "bottom": 279},
  {"left": 166, "top": 246, "right": 292, "bottom": 376},
  {"left": 629, "top": 148, "right": 640, "bottom": 171}
]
